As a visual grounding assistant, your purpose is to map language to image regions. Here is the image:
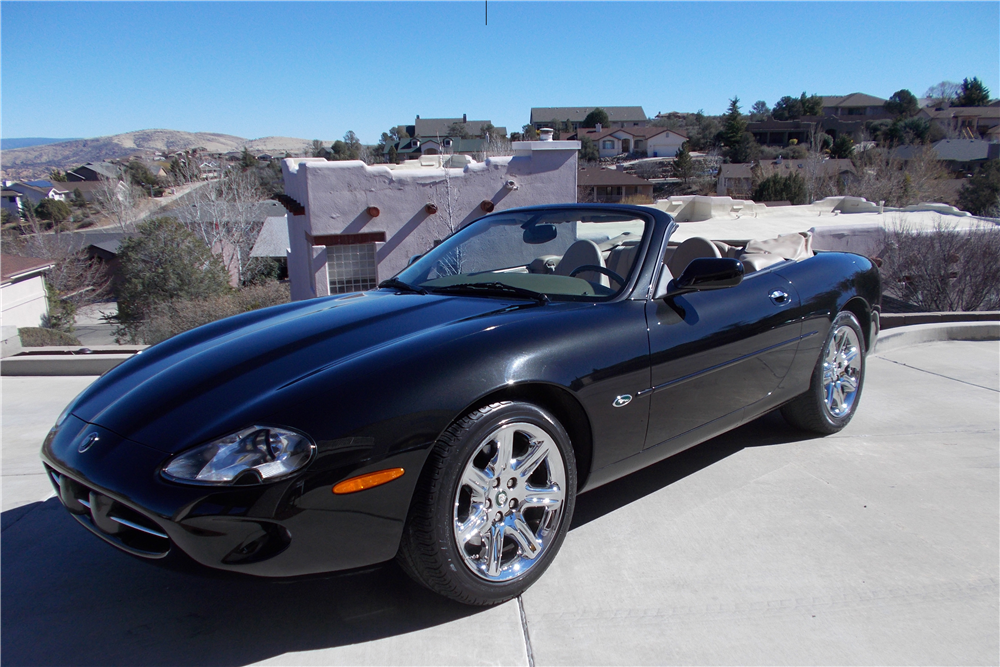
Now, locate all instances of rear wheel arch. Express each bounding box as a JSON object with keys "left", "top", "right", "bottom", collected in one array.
[{"left": 842, "top": 297, "right": 872, "bottom": 352}]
